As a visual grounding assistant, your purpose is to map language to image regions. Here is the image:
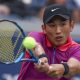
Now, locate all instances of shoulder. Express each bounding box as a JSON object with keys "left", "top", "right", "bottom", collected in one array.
[
  {"left": 68, "top": 43, "right": 80, "bottom": 61},
  {"left": 69, "top": 41, "right": 80, "bottom": 50},
  {"left": 67, "top": 41, "right": 80, "bottom": 54},
  {"left": 71, "top": 41, "right": 80, "bottom": 49},
  {"left": 65, "top": 40, "right": 80, "bottom": 53}
]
